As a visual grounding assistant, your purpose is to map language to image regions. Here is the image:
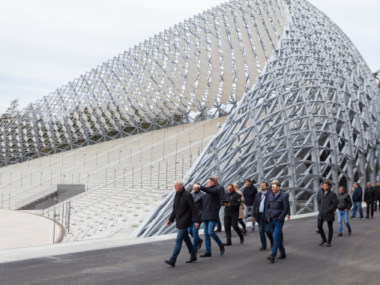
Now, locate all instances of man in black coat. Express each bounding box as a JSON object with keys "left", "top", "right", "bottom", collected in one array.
[
  {"left": 194, "top": 177, "right": 225, "bottom": 257},
  {"left": 187, "top": 182, "right": 205, "bottom": 252},
  {"left": 266, "top": 181, "right": 289, "bottom": 263},
  {"left": 243, "top": 178, "right": 258, "bottom": 233},
  {"left": 213, "top": 176, "right": 225, "bottom": 232},
  {"left": 252, "top": 181, "right": 273, "bottom": 250},
  {"left": 317, "top": 181, "right": 338, "bottom": 247},
  {"left": 165, "top": 179, "right": 200, "bottom": 267},
  {"left": 222, "top": 184, "right": 244, "bottom": 245},
  {"left": 374, "top": 182, "right": 380, "bottom": 211},
  {"left": 364, "top": 182, "right": 376, "bottom": 218}
]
